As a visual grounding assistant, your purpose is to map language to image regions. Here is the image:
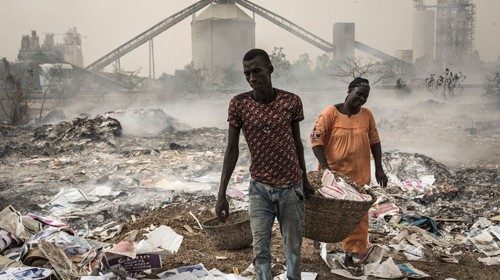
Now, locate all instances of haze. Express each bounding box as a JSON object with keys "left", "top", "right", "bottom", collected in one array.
[{"left": 0, "top": 0, "right": 499, "bottom": 75}]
